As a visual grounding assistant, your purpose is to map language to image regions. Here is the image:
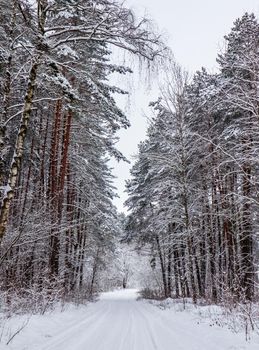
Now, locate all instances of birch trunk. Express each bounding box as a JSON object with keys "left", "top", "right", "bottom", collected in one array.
[{"left": 0, "top": 58, "right": 40, "bottom": 242}]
